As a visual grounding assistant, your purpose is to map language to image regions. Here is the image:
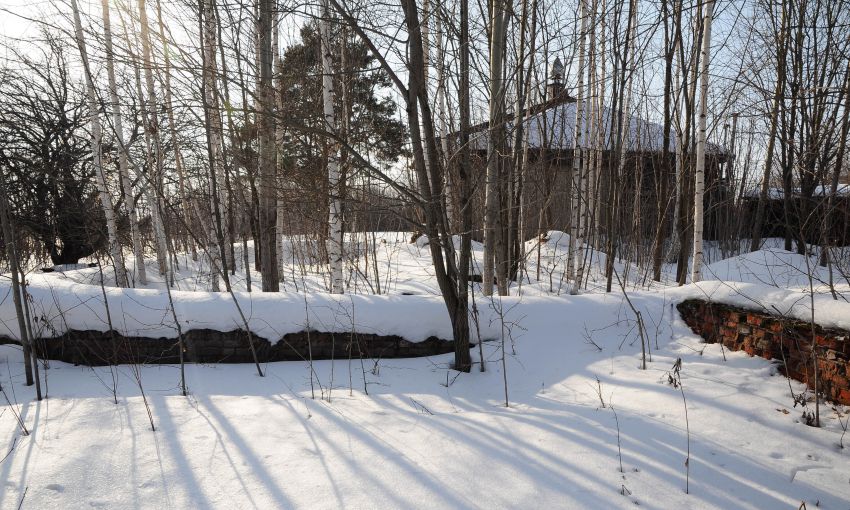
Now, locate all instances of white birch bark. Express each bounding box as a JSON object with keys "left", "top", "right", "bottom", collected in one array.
[
  {"left": 434, "top": 5, "right": 453, "bottom": 225},
  {"left": 567, "top": 0, "right": 588, "bottom": 287},
  {"left": 70, "top": 0, "right": 128, "bottom": 288},
  {"left": 691, "top": 0, "right": 714, "bottom": 282},
  {"left": 156, "top": 0, "right": 196, "bottom": 263},
  {"left": 574, "top": 0, "right": 598, "bottom": 292},
  {"left": 101, "top": 0, "right": 144, "bottom": 286},
  {"left": 482, "top": 0, "right": 509, "bottom": 296},
  {"left": 320, "top": 0, "right": 344, "bottom": 294},
  {"left": 201, "top": 0, "right": 224, "bottom": 292},
  {"left": 137, "top": 0, "right": 170, "bottom": 281},
  {"left": 588, "top": 0, "right": 606, "bottom": 250}
]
